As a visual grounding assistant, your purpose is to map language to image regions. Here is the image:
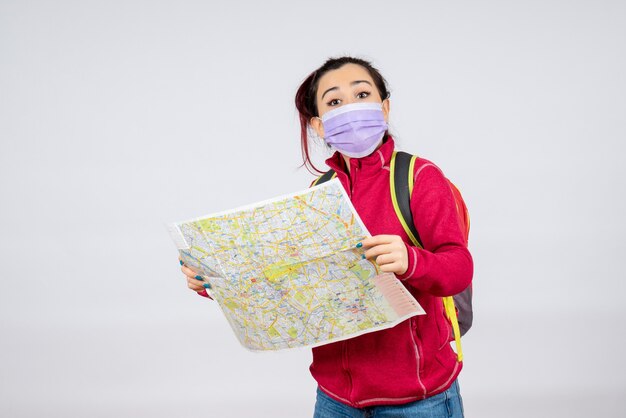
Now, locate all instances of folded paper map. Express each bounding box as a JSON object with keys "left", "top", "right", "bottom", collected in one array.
[{"left": 168, "top": 179, "right": 424, "bottom": 351}]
